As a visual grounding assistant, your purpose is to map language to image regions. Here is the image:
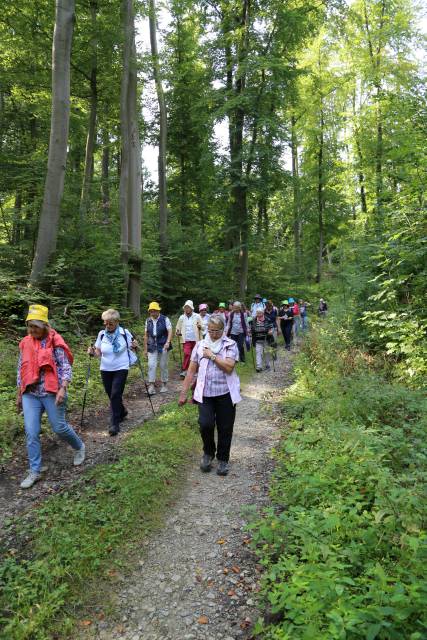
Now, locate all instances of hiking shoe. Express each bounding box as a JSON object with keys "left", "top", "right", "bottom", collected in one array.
[
  {"left": 216, "top": 461, "right": 230, "bottom": 476},
  {"left": 179, "top": 371, "right": 186, "bottom": 378},
  {"left": 160, "top": 383, "right": 168, "bottom": 394},
  {"left": 265, "top": 364, "right": 271, "bottom": 371},
  {"left": 148, "top": 383, "right": 156, "bottom": 395},
  {"left": 20, "top": 471, "right": 41, "bottom": 489},
  {"left": 73, "top": 443, "right": 86, "bottom": 466},
  {"left": 256, "top": 368, "right": 262, "bottom": 373},
  {"left": 200, "top": 454, "right": 213, "bottom": 472},
  {"left": 109, "top": 425, "right": 120, "bottom": 436}
]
